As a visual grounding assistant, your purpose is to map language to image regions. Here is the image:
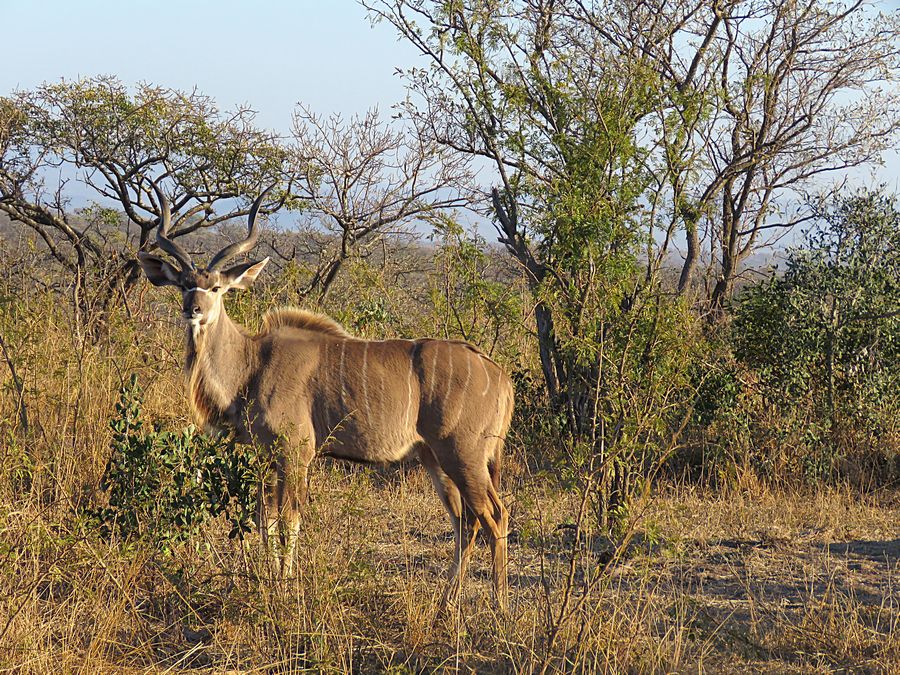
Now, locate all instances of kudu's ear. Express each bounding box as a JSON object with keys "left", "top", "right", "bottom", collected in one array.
[
  {"left": 224, "top": 257, "right": 269, "bottom": 290},
  {"left": 137, "top": 252, "right": 181, "bottom": 287}
]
